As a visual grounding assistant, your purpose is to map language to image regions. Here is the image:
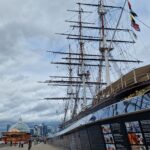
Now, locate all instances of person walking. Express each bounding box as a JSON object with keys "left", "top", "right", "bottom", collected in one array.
[
  {"left": 18, "top": 141, "right": 21, "bottom": 148},
  {"left": 21, "top": 141, "right": 24, "bottom": 148},
  {"left": 28, "top": 139, "right": 32, "bottom": 150},
  {"left": 10, "top": 141, "right": 12, "bottom": 146}
]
